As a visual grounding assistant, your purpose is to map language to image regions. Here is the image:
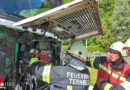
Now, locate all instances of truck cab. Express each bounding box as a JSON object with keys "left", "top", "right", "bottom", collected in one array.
[{"left": 0, "top": 0, "right": 103, "bottom": 89}]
